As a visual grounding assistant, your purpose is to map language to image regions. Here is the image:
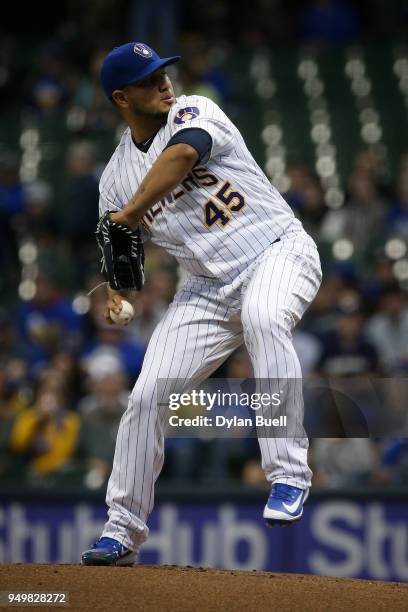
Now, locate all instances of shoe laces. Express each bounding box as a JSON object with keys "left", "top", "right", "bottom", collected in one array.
[{"left": 271, "top": 484, "right": 298, "bottom": 503}]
